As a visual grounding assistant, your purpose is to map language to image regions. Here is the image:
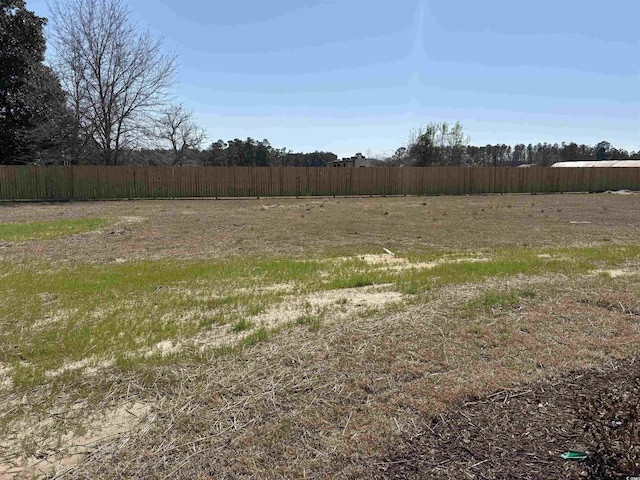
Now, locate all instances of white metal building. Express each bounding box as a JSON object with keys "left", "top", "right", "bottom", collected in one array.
[{"left": 551, "top": 160, "right": 640, "bottom": 168}]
